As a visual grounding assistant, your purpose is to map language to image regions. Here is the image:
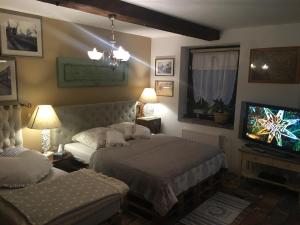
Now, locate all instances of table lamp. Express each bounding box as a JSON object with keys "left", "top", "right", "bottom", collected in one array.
[
  {"left": 27, "top": 105, "right": 61, "bottom": 153},
  {"left": 138, "top": 88, "right": 158, "bottom": 117}
]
